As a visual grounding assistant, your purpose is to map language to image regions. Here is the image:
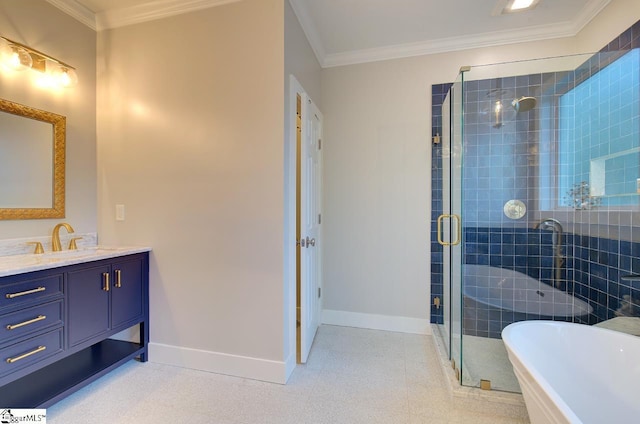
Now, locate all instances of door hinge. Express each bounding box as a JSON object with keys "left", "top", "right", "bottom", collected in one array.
[
  {"left": 318, "top": 213, "right": 322, "bottom": 224},
  {"left": 318, "top": 287, "right": 321, "bottom": 298},
  {"left": 318, "top": 138, "right": 322, "bottom": 150}
]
